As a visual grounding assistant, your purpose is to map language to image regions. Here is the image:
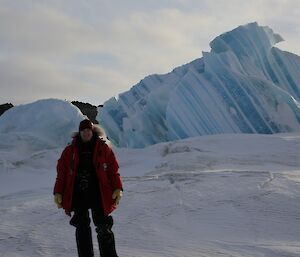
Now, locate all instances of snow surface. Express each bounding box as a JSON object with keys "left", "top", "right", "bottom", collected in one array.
[
  {"left": 97, "top": 22, "right": 300, "bottom": 148},
  {"left": 1, "top": 133, "right": 300, "bottom": 256}
]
